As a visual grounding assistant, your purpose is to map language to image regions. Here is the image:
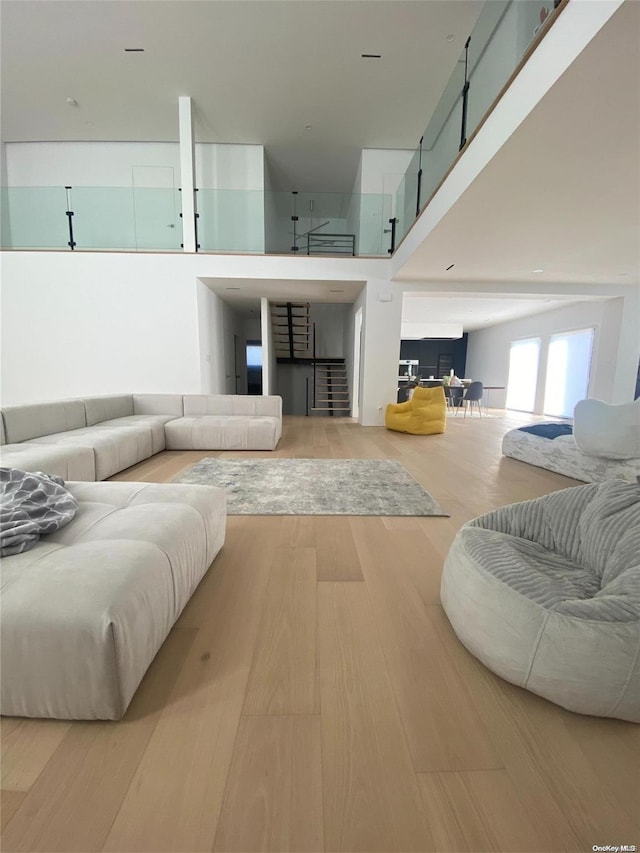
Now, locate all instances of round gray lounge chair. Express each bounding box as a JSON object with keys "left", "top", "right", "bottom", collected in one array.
[{"left": 441, "top": 480, "right": 640, "bottom": 723}]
